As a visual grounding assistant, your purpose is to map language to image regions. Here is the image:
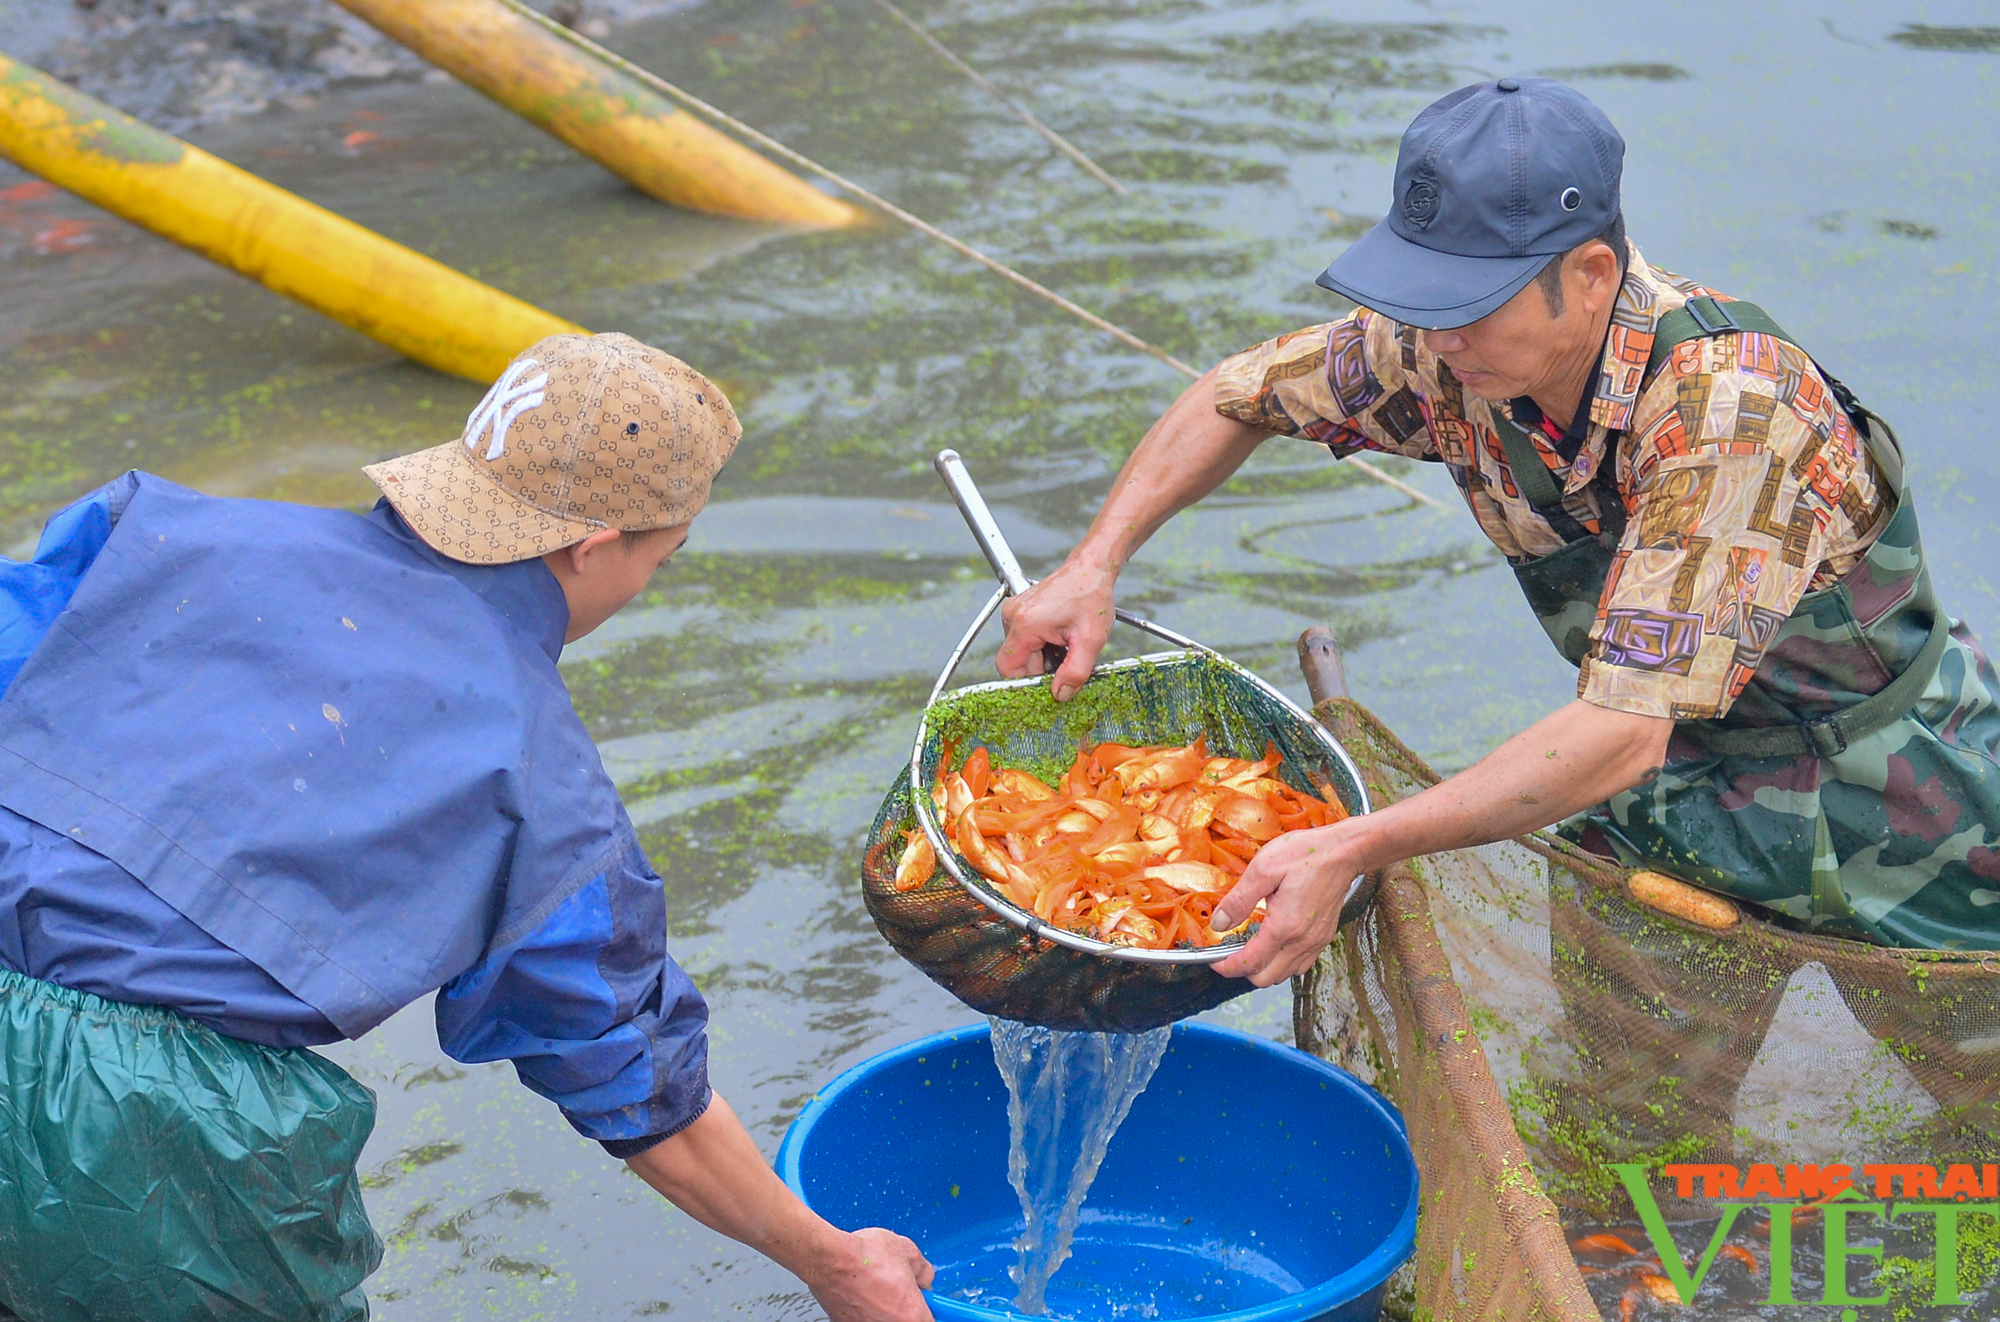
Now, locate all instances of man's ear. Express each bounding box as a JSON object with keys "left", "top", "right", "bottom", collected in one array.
[
  {"left": 560, "top": 527, "right": 625, "bottom": 576},
  {"left": 1573, "top": 240, "right": 1623, "bottom": 312}
]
